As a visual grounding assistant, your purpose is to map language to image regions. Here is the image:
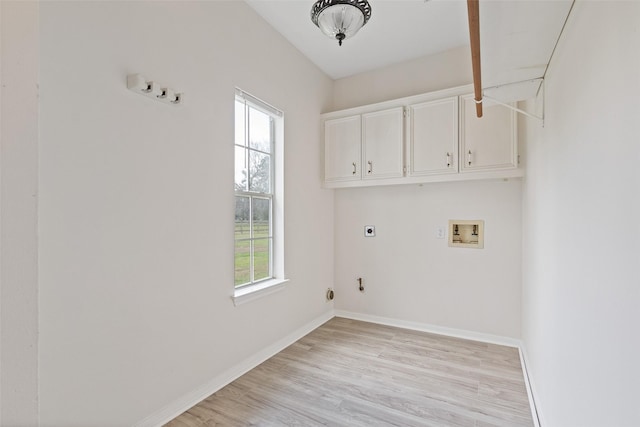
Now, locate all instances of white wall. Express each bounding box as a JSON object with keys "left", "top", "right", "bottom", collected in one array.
[
  {"left": 0, "top": 2, "right": 40, "bottom": 425},
  {"left": 37, "top": 2, "right": 333, "bottom": 426},
  {"left": 334, "top": 182, "right": 522, "bottom": 338},
  {"left": 331, "top": 49, "right": 523, "bottom": 339},
  {"left": 332, "top": 46, "right": 471, "bottom": 111},
  {"left": 521, "top": 2, "right": 640, "bottom": 426}
]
